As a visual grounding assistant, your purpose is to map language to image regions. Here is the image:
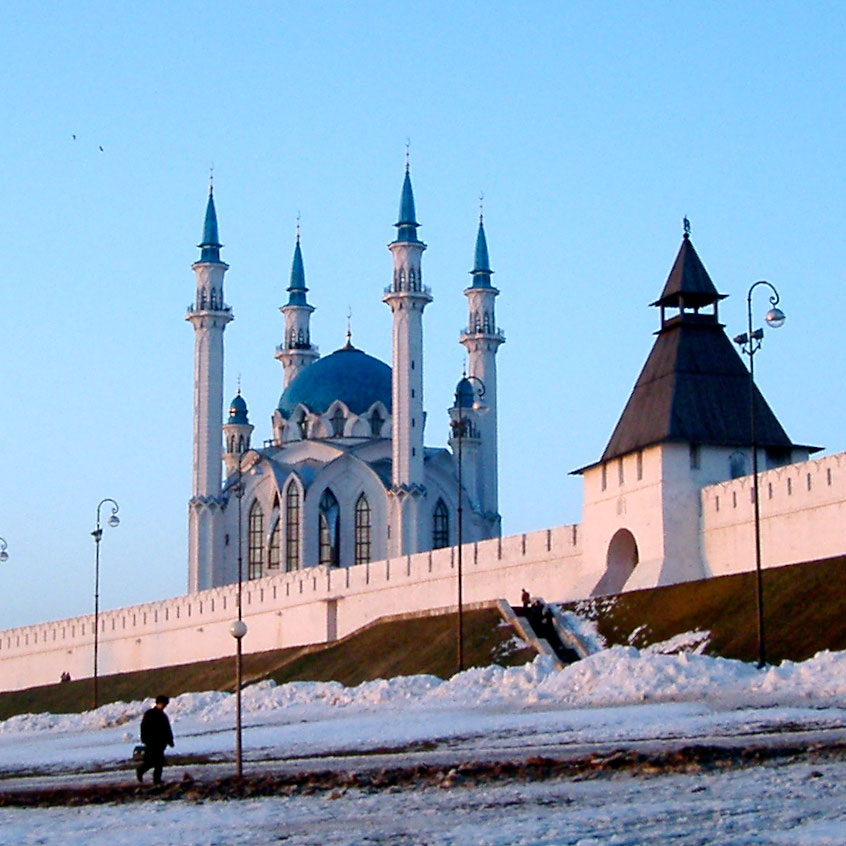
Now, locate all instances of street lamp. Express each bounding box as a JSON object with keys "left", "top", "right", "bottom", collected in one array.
[
  {"left": 0, "top": 537, "right": 7, "bottom": 563},
  {"left": 449, "top": 374, "right": 485, "bottom": 675},
  {"left": 230, "top": 458, "right": 248, "bottom": 779},
  {"left": 92, "top": 498, "right": 120, "bottom": 709},
  {"left": 733, "top": 281, "right": 785, "bottom": 669}
]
